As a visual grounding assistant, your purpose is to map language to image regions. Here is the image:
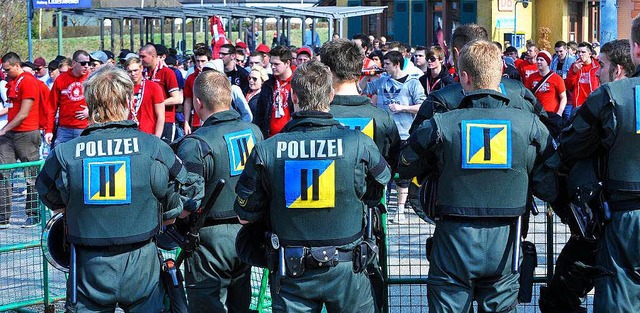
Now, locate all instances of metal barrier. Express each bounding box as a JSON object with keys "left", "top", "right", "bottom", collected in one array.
[{"left": 0, "top": 161, "right": 593, "bottom": 312}]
